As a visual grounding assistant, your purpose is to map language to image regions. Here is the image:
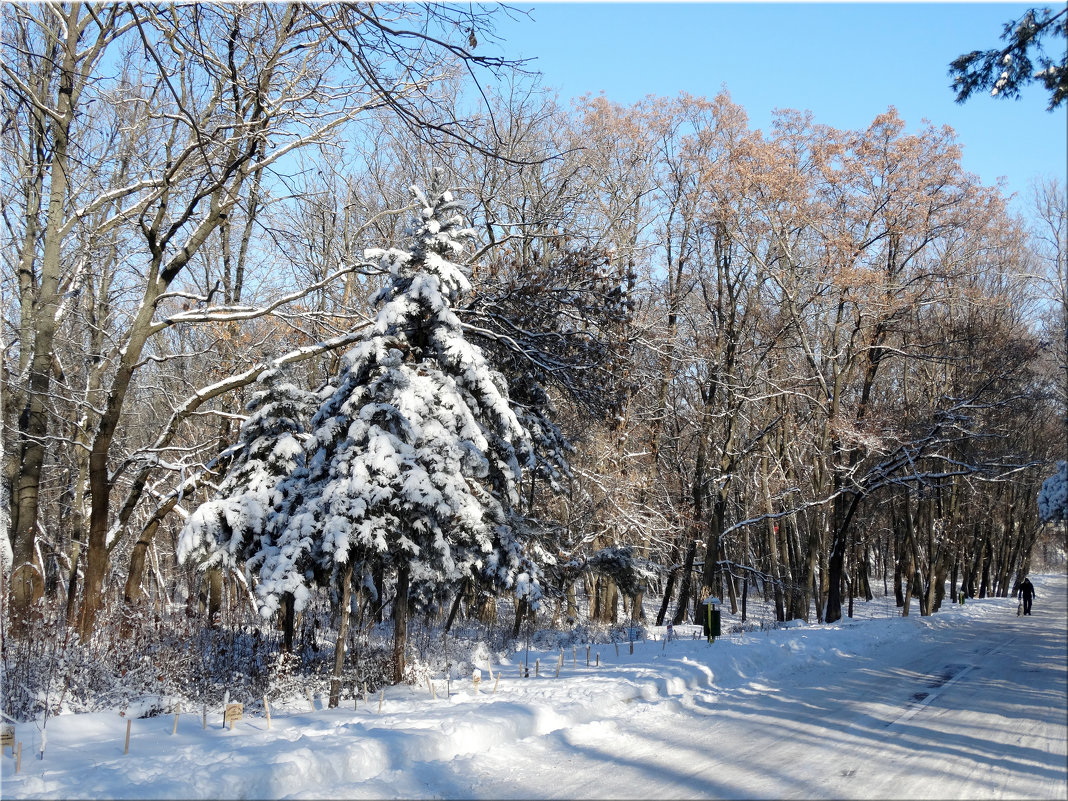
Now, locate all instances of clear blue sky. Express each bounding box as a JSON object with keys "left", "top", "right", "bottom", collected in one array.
[{"left": 487, "top": 2, "right": 1066, "bottom": 215}]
